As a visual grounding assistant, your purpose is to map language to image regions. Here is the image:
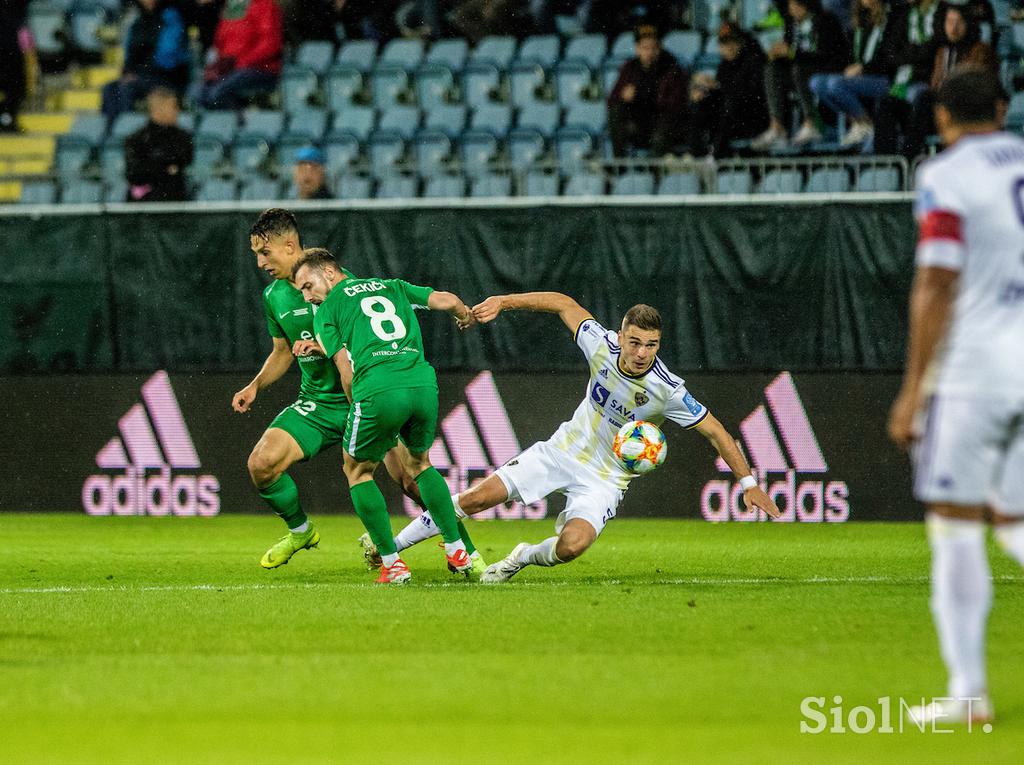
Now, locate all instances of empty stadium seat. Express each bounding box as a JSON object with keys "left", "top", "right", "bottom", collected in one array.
[
  {"left": 378, "top": 105, "right": 421, "bottom": 140},
  {"left": 1006, "top": 91, "right": 1024, "bottom": 127},
  {"left": 424, "top": 104, "right": 466, "bottom": 138},
  {"left": 509, "top": 63, "right": 548, "bottom": 108},
  {"left": 716, "top": 169, "right": 753, "bottom": 194},
  {"left": 516, "top": 35, "right": 560, "bottom": 68},
  {"left": 337, "top": 173, "right": 373, "bottom": 199},
  {"left": 325, "top": 66, "right": 363, "bottom": 111},
  {"left": 414, "top": 130, "right": 452, "bottom": 176},
  {"left": 375, "top": 175, "right": 418, "bottom": 199},
  {"left": 806, "top": 168, "right": 851, "bottom": 193},
  {"left": 612, "top": 173, "right": 654, "bottom": 195},
  {"left": 554, "top": 127, "right": 592, "bottom": 169},
  {"left": 508, "top": 129, "right": 546, "bottom": 171},
  {"left": 610, "top": 31, "right": 635, "bottom": 59},
  {"left": 415, "top": 64, "right": 455, "bottom": 112},
  {"left": 99, "top": 143, "right": 125, "bottom": 184},
  {"left": 70, "top": 5, "right": 104, "bottom": 53},
  {"left": 68, "top": 113, "right": 107, "bottom": 147},
  {"left": 336, "top": 40, "right": 378, "bottom": 73},
  {"left": 232, "top": 136, "right": 272, "bottom": 177},
  {"left": 332, "top": 106, "right": 376, "bottom": 142},
  {"left": 555, "top": 61, "right": 592, "bottom": 106},
  {"left": 197, "top": 178, "right": 239, "bottom": 202},
  {"left": 19, "top": 179, "right": 58, "bottom": 204},
  {"left": 524, "top": 171, "right": 558, "bottom": 197},
  {"left": 286, "top": 108, "right": 329, "bottom": 142},
  {"left": 423, "top": 174, "right": 466, "bottom": 198},
  {"left": 758, "top": 169, "right": 803, "bottom": 194},
  {"left": 380, "top": 38, "right": 425, "bottom": 70},
  {"left": 371, "top": 66, "right": 409, "bottom": 109},
  {"left": 564, "top": 102, "right": 607, "bottom": 135},
  {"left": 324, "top": 134, "right": 360, "bottom": 174},
  {"left": 425, "top": 38, "right": 468, "bottom": 69},
  {"left": 563, "top": 34, "right": 606, "bottom": 69},
  {"left": 471, "top": 103, "right": 513, "bottom": 137},
  {"left": 662, "top": 31, "right": 702, "bottom": 64},
  {"left": 517, "top": 102, "right": 560, "bottom": 137},
  {"left": 470, "top": 36, "right": 517, "bottom": 68},
  {"left": 190, "top": 136, "right": 226, "bottom": 182},
  {"left": 855, "top": 167, "right": 901, "bottom": 192},
  {"left": 109, "top": 112, "right": 147, "bottom": 141},
  {"left": 462, "top": 63, "right": 501, "bottom": 109},
  {"left": 658, "top": 172, "right": 701, "bottom": 195},
  {"left": 459, "top": 130, "right": 499, "bottom": 177},
  {"left": 470, "top": 172, "right": 512, "bottom": 197},
  {"left": 281, "top": 65, "right": 319, "bottom": 113},
  {"left": 564, "top": 171, "right": 605, "bottom": 196},
  {"left": 55, "top": 135, "right": 93, "bottom": 179},
  {"left": 196, "top": 111, "right": 238, "bottom": 144},
  {"left": 28, "top": 5, "right": 66, "bottom": 58},
  {"left": 296, "top": 40, "right": 335, "bottom": 75},
  {"left": 61, "top": 179, "right": 103, "bottom": 203},
  {"left": 239, "top": 110, "right": 284, "bottom": 142},
  {"left": 105, "top": 181, "right": 128, "bottom": 203},
  {"left": 275, "top": 134, "right": 316, "bottom": 172},
  {"left": 602, "top": 60, "right": 624, "bottom": 94},
  {"left": 240, "top": 178, "right": 283, "bottom": 201},
  {"left": 368, "top": 132, "right": 406, "bottom": 178}
]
